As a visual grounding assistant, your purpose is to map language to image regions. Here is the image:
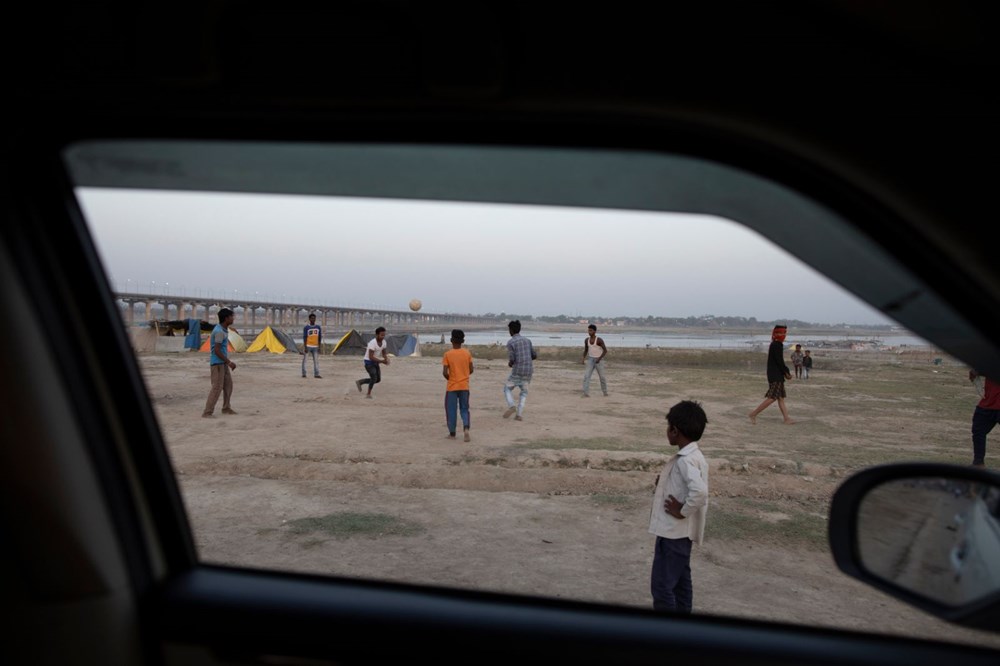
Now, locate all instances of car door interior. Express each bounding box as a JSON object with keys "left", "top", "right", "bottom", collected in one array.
[{"left": 5, "top": 2, "right": 999, "bottom": 665}]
